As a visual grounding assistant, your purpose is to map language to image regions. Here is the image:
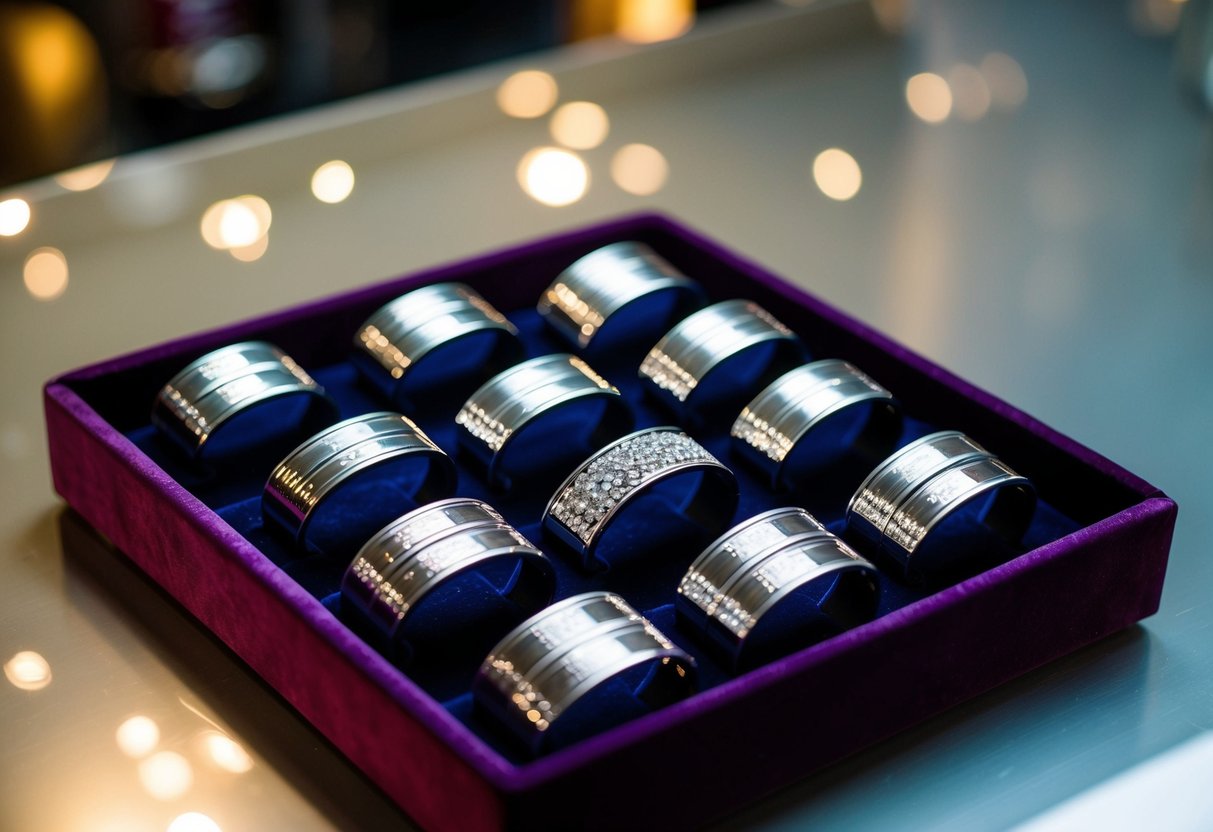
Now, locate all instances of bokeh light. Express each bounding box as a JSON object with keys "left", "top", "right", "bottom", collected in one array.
[
  {"left": 200, "top": 196, "right": 271, "bottom": 250},
  {"left": 167, "top": 812, "right": 222, "bottom": 832},
  {"left": 610, "top": 143, "right": 669, "bottom": 195},
  {"left": 517, "top": 147, "right": 589, "bottom": 207},
  {"left": 311, "top": 160, "right": 355, "bottom": 204},
  {"left": 906, "top": 73, "right": 953, "bottom": 123},
  {"left": 981, "top": 52, "right": 1028, "bottom": 111},
  {"left": 496, "top": 70, "right": 559, "bottom": 119},
  {"left": 200, "top": 731, "right": 254, "bottom": 774},
  {"left": 4, "top": 650, "right": 52, "bottom": 691},
  {"left": 550, "top": 102, "right": 610, "bottom": 150},
  {"left": 948, "top": 64, "right": 991, "bottom": 121},
  {"left": 138, "top": 751, "right": 194, "bottom": 801},
  {"left": 55, "top": 159, "right": 116, "bottom": 191},
  {"left": 229, "top": 233, "right": 269, "bottom": 262},
  {"left": 616, "top": 0, "right": 694, "bottom": 43},
  {"left": 23, "top": 247, "right": 69, "bottom": 301},
  {"left": 0, "top": 198, "right": 32, "bottom": 236},
  {"left": 116, "top": 716, "right": 161, "bottom": 758},
  {"left": 812, "top": 148, "right": 862, "bottom": 201}
]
